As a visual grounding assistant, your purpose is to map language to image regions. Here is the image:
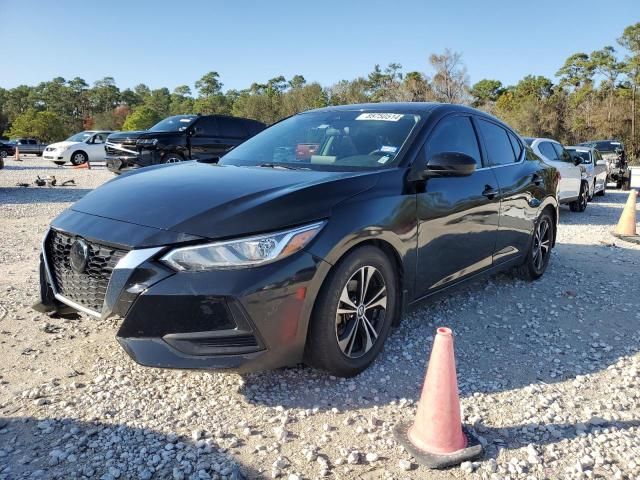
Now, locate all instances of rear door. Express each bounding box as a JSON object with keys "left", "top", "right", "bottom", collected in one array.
[
  {"left": 216, "top": 117, "right": 250, "bottom": 150},
  {"left": 189, "top": 117, "right": 228, "bottom": 160},
  {"left": 415, "top": 114, "right": 500, "bottom": 296},
  {"left": 551, "top": 142, "right": 581, "bottom": 200},
  {"left": 475, "top": 119, "right": 541, "bottom": 264}
]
